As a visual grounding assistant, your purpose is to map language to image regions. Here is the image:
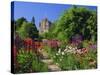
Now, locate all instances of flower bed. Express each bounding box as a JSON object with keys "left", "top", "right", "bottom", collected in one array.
[{"left": 44, "top": 41, "right": 97, "bottom": 70}]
